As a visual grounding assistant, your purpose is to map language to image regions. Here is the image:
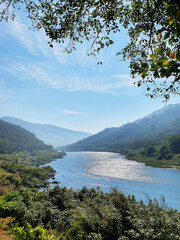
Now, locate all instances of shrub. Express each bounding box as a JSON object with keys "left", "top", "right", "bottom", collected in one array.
[{"left": 11, "top": 223, "right": 55, "bottom": 240}]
